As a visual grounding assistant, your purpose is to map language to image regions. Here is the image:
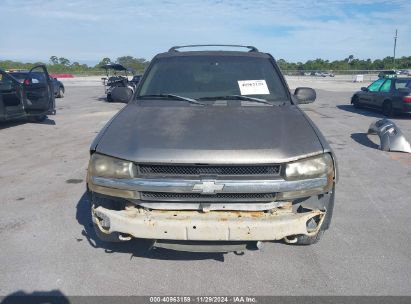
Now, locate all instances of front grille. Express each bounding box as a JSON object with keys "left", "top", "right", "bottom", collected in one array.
[
  {"left": 141, "top": 191, "right": 276, "bottom": 202},
  {"left": 138, "top": 164, "right": 280, "bottom": 177}
]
